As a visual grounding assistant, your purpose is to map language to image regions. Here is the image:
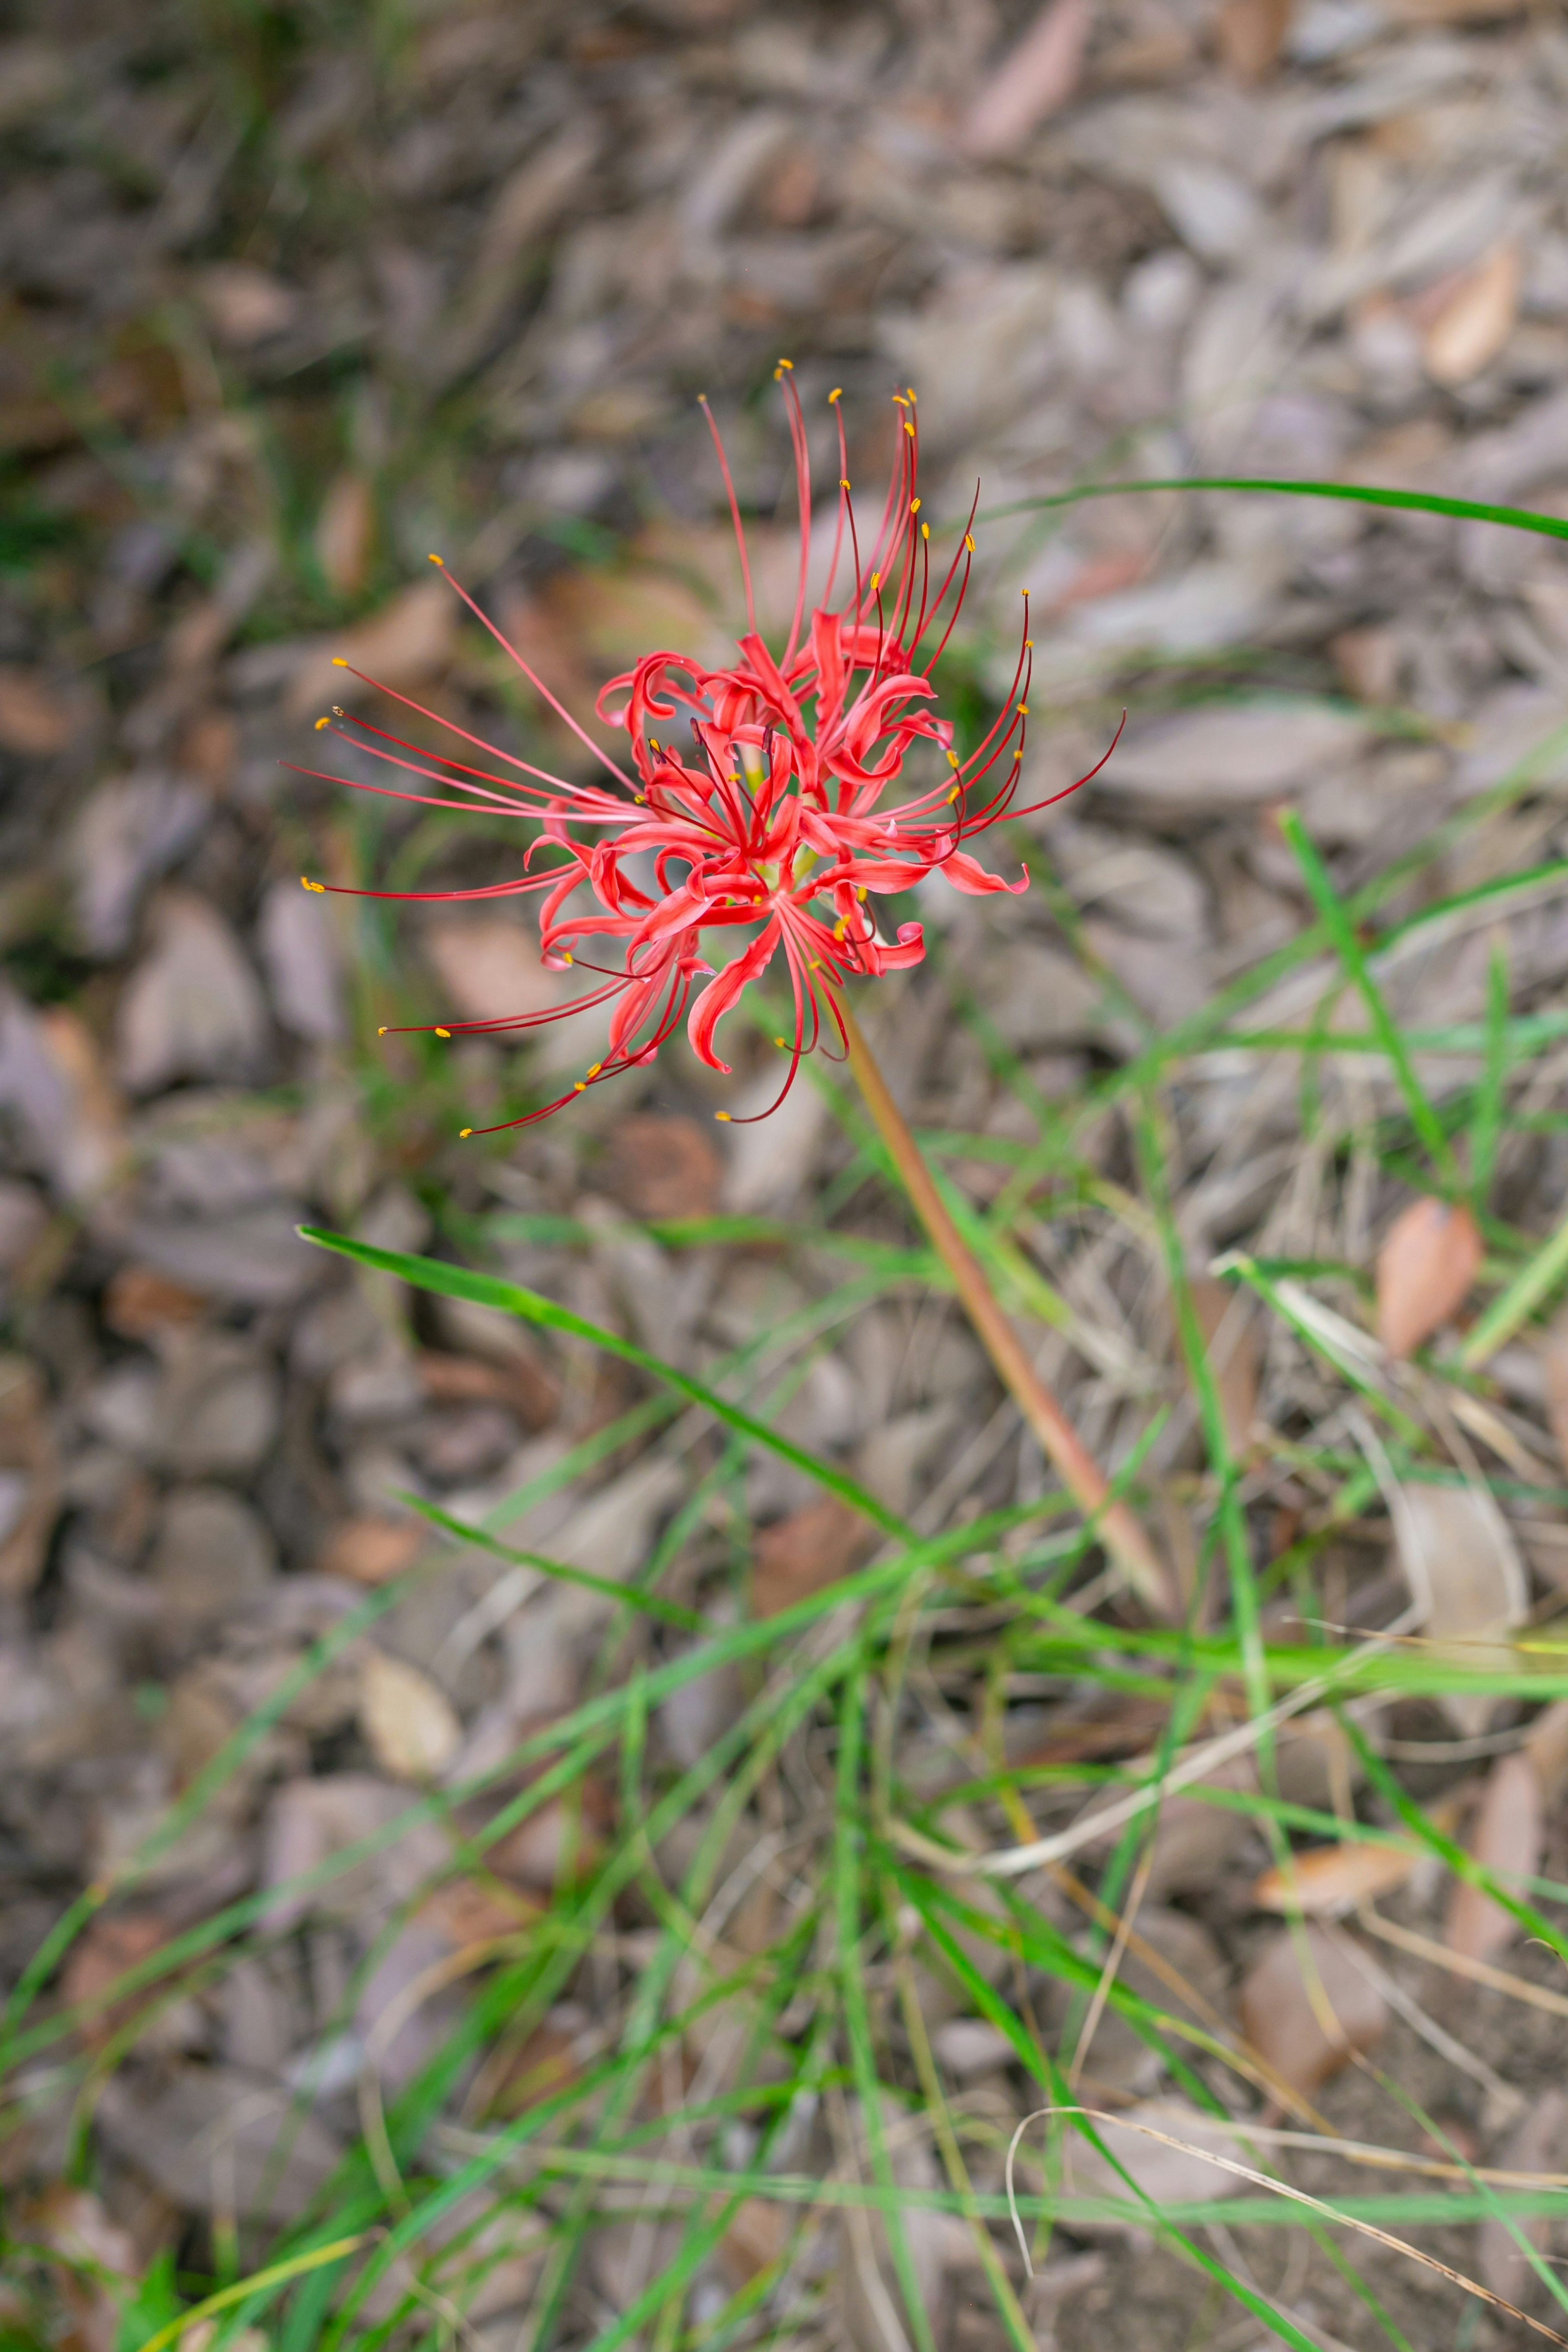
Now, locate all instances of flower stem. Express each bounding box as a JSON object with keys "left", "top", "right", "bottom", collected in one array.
[{"left": 837, "top": 996, "right": 1171, "bottom": 1613}]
